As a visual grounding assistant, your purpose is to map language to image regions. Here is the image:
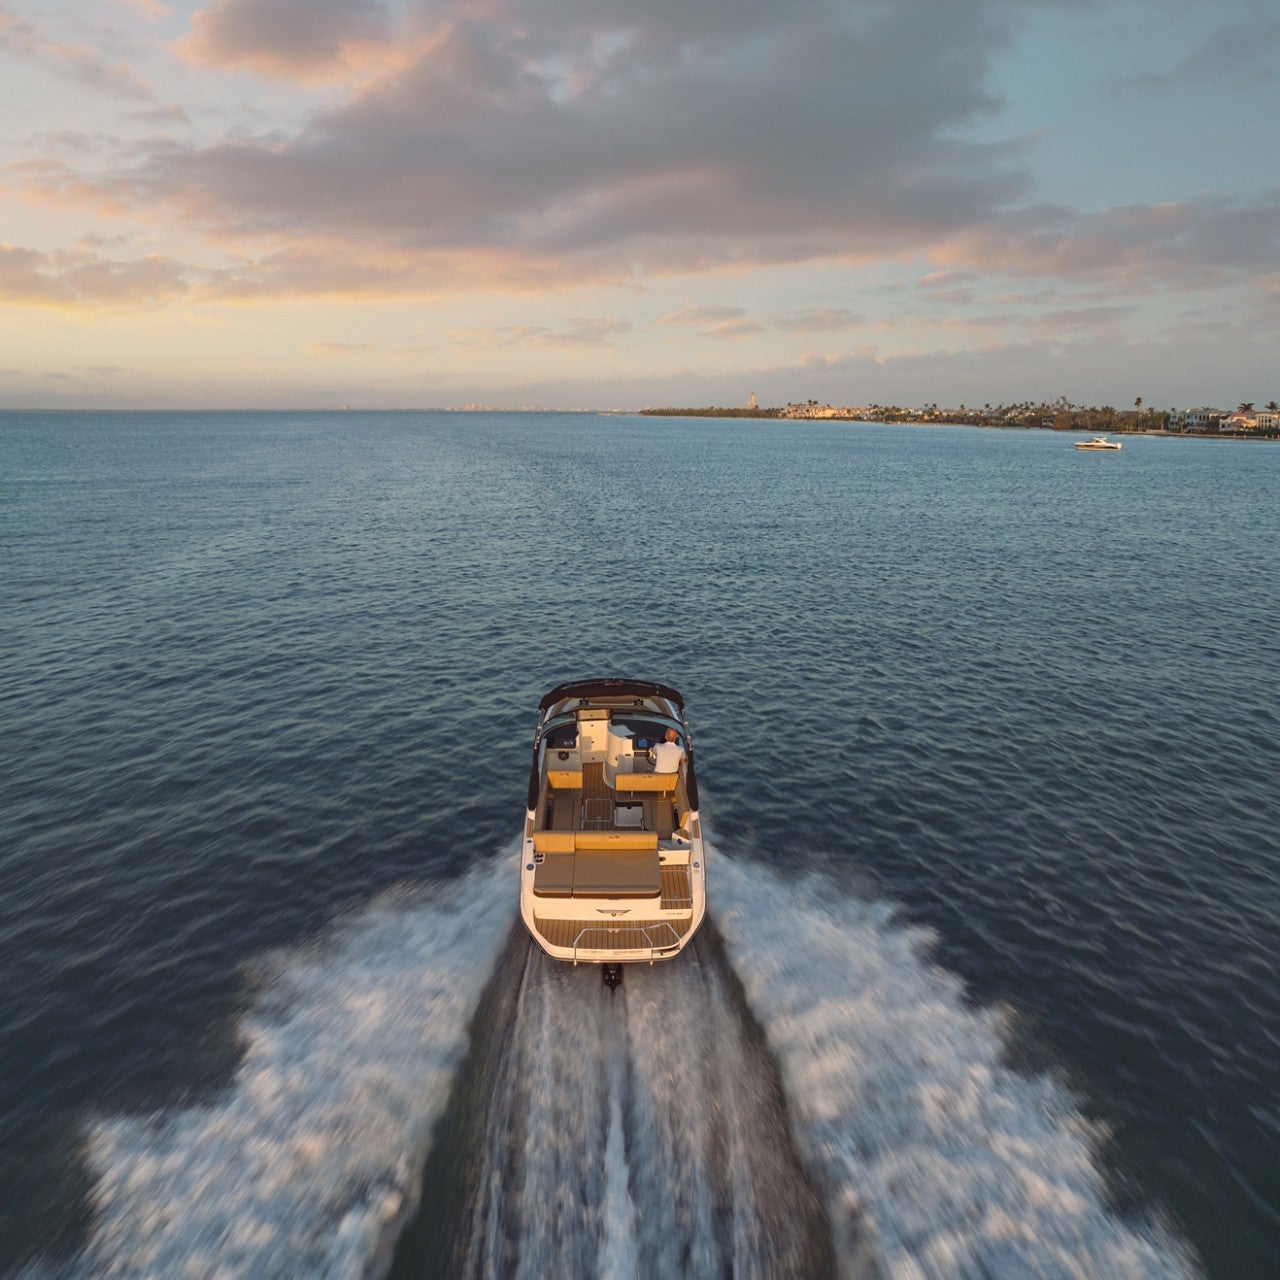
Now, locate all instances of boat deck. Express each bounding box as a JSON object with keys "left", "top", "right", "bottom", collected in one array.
[
  {"left": 547, "top": 762, "right": 679, "bottom": 837},
  {"left": 532, "top": 915, "right": 687, "bottom": 952}
]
